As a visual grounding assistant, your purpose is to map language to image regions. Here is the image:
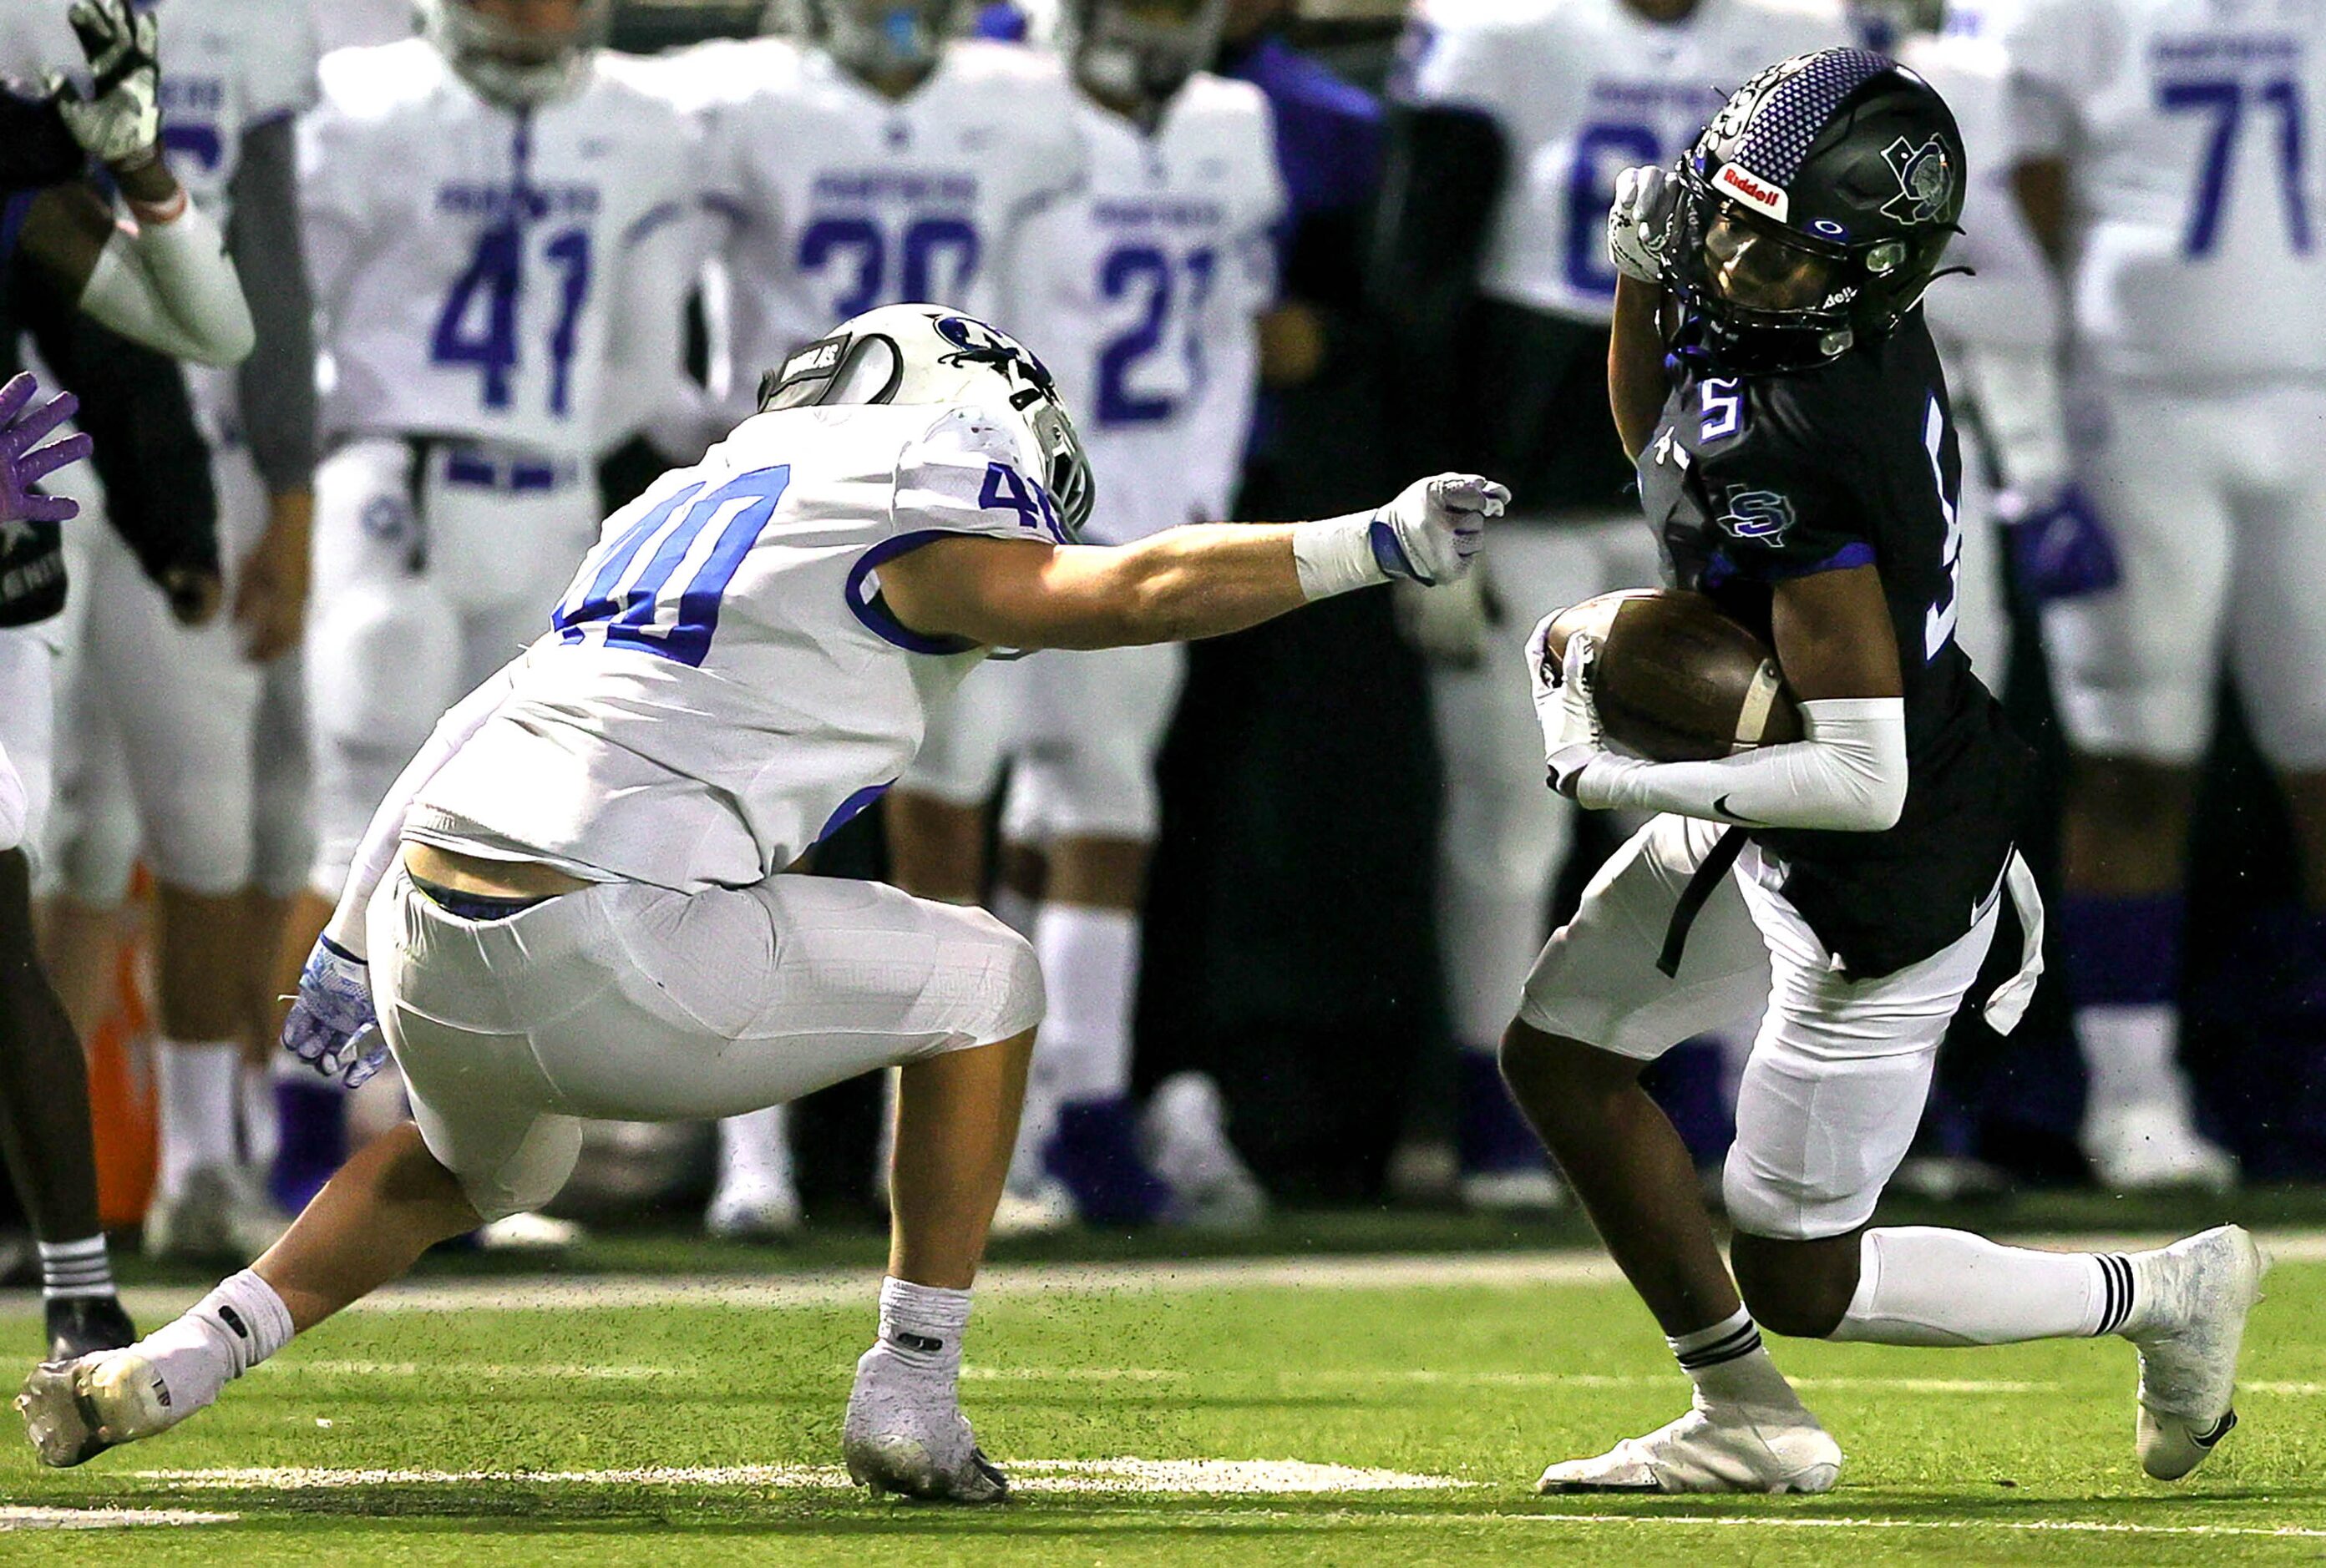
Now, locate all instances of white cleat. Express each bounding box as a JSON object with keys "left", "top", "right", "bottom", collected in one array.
[
  {"left": 2126, "top": 1224, "right": 2268, "bottom": 1481},
  {"left": 1140, "top": 1073, "right": 1269, "bottom": 1234},
  {"left": 17, "top": 1350, "right": 180, "bottom": 1469},
  {"left": 2085, "top": 1105, "right": 2238, "bottom": 1194},
  {"left": 1460, "top": 1166, "right": 1568, "bottom": 1214},
  {"left": 706, "top": 1183, "right": 803, "bottom": 1242},
  {"left": 842, "top": 1345, "right": 1008, "bottom": 1504},
  {"left": 988, "top": 1175, "right": 1078, "bottom": 1238},
  {"left": 1537, "top": 1399, "right": 1842, "bottom": 1495},
  {"left": 475, "top": 1211, "right": 586, "bottom": 1251}
]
